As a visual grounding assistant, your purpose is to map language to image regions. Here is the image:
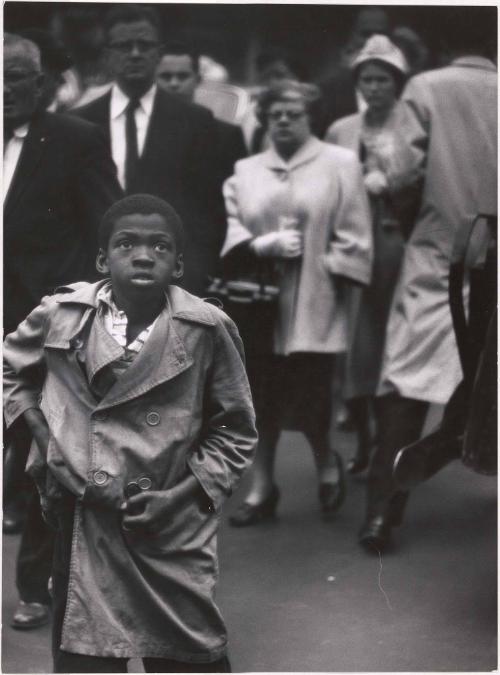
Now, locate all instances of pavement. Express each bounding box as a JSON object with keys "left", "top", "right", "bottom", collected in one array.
[{"left": 2, "top": 422, "right": 497, "bottom": 673}]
